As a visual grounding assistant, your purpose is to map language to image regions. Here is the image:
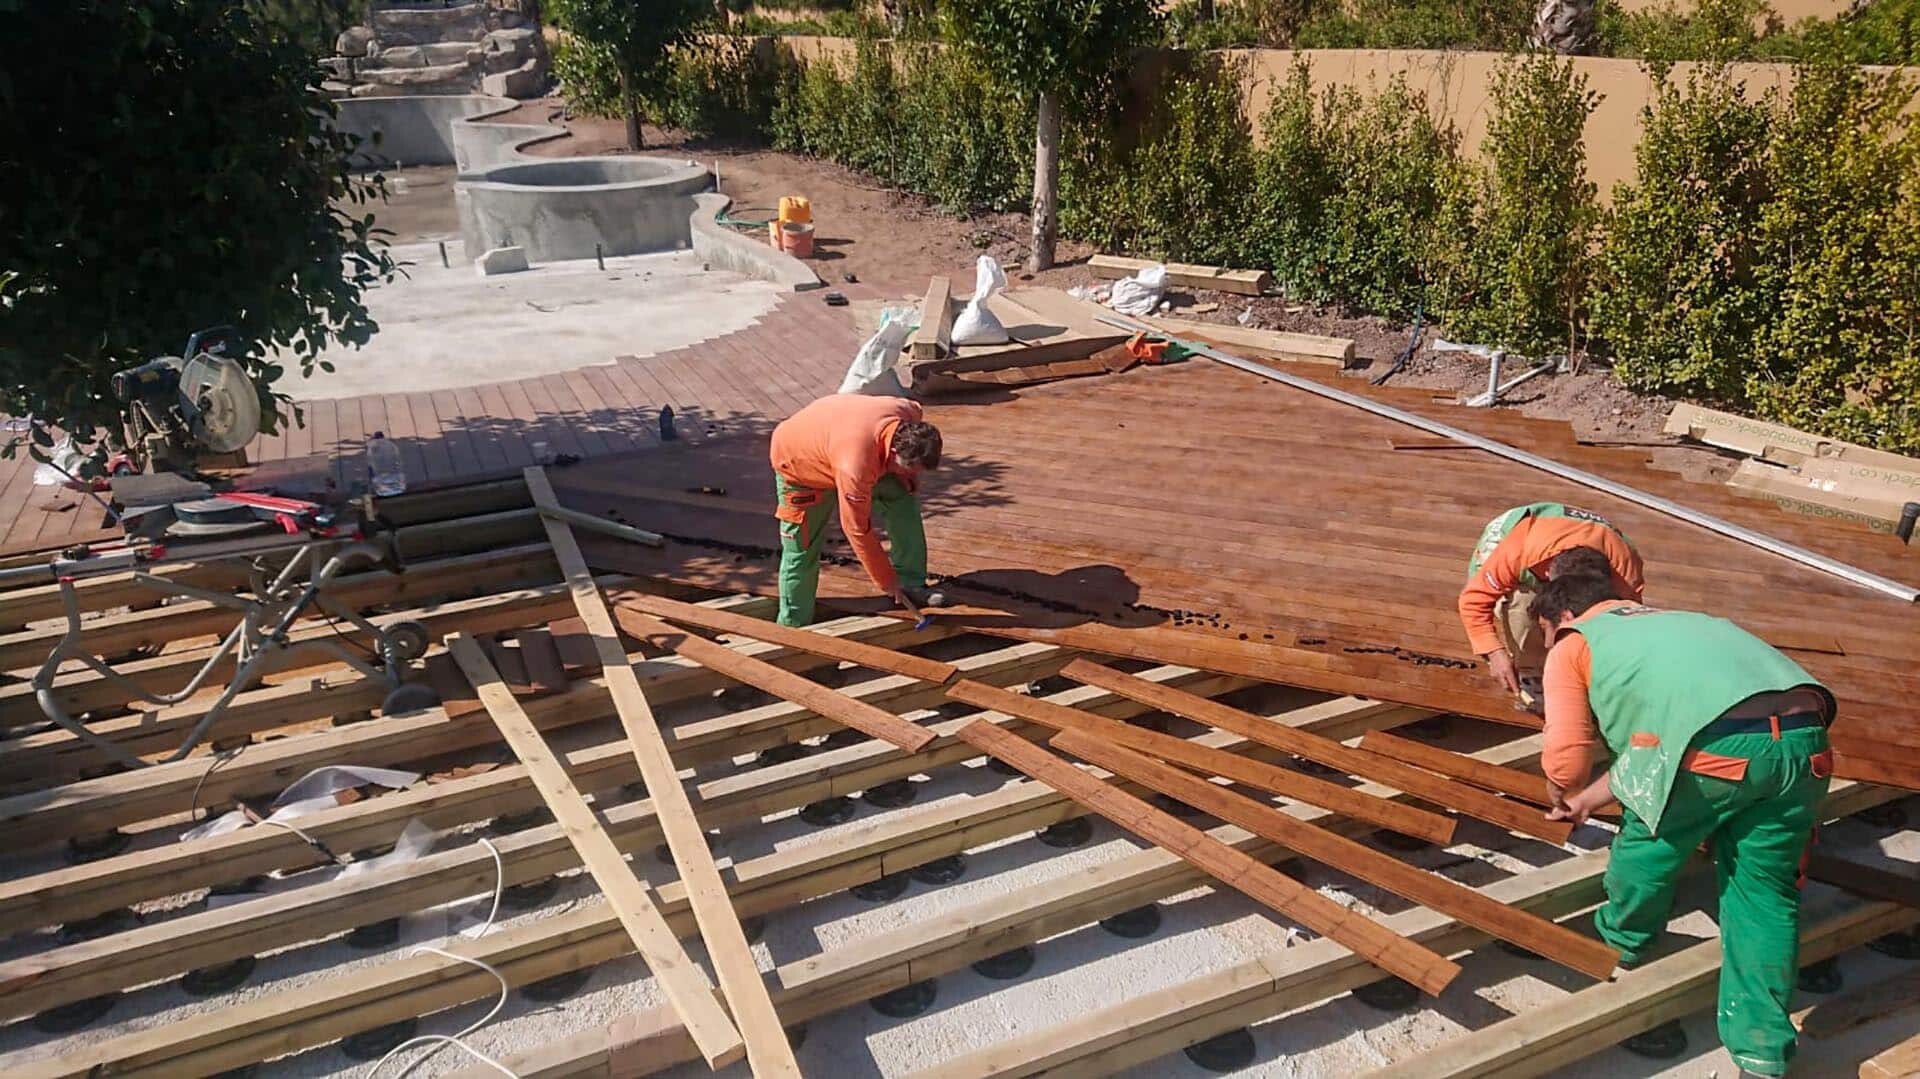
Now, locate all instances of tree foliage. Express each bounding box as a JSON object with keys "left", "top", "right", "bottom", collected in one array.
[
  {"left": 940, "top": 0, "right": 1160, "bottom": 103},
  {"left": 0, "top": 0, "right": 396, "bottom": 450},
  {"left": 549, "top": 0, "right": 711, "bottom": 146}
]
